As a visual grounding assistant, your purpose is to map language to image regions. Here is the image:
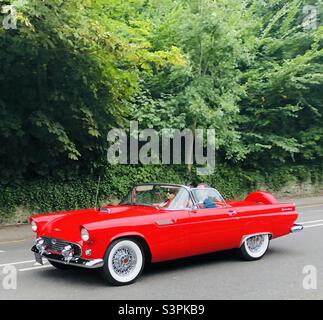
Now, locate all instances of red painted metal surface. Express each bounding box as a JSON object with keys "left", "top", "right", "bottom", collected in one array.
[{"left": 30, "top": 190, "right": 298, "bottom": 263}]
